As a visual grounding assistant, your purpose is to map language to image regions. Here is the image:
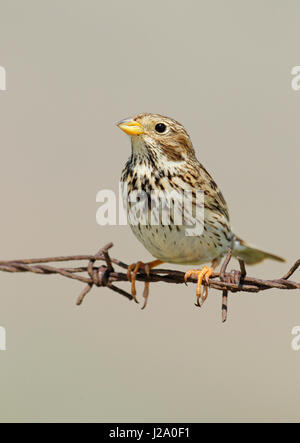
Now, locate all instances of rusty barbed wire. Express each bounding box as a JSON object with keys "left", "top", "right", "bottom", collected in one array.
[{"left": 0, "top": 243, "right": 299, "bottom": 322}]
